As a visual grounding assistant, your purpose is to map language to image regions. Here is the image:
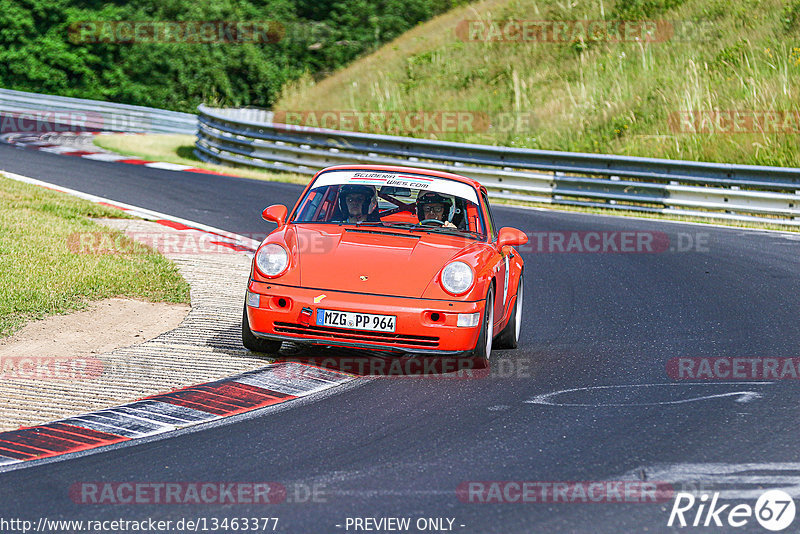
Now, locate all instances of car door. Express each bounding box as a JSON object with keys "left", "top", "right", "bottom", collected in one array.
[{"left": 481, "top": 190, "right": 507, "bottom": 328}]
